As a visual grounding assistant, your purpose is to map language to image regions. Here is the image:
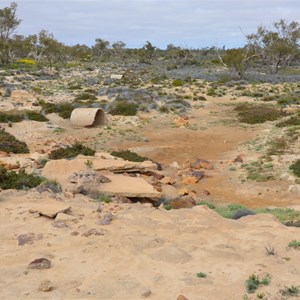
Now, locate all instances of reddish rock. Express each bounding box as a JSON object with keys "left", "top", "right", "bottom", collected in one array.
[
  {"left": 177, "top": 295, "right": 188, "bottom": 300},
  {"left": 194, "top": 159, "right": 214, "bottom": 170},
  {"left": 234, "top": 154, "right": 244, "bottom": 163},
  {"left": 182, "top": 176, "right": 199, "bottom": 185},
  {"left": 168, "top": 198, "right": 196, "bottom": 209}
]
